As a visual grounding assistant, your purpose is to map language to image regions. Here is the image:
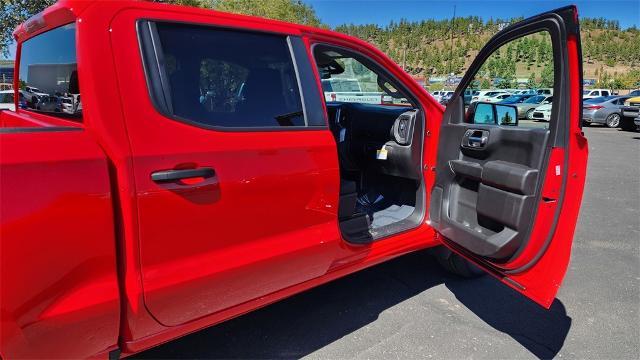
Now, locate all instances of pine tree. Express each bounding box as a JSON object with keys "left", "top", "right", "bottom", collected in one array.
[{"left": 527, "top": 72, "right": 537, "bottom": 88}]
